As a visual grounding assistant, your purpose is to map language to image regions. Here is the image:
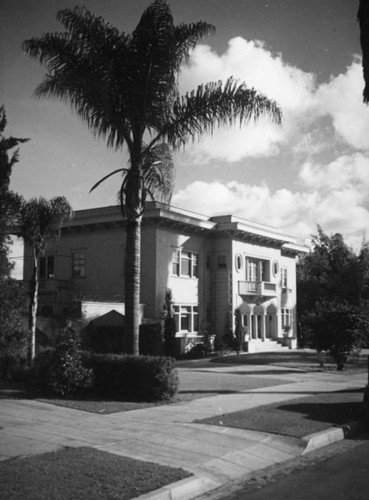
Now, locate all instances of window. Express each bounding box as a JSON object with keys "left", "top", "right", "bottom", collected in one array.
[
  {"left": 72, "top": 251, "right": 86, "bottom": 277},
  {"left": 247, "top": 258, "right": 270, "bottom": 282},
  {"left": 235, "top": 254, "right": 243, "bottom": 272},
  {"left": 281, "top": 267, "right": 288, "bottom": 289},
  {"left": 173, "top": 305, "right": 199, "bottom": 333},
  {"left": 172, "top": 249, "right": 198, "bottom": 278},
  {"left": 217, "top": 254, "right": 227, "bottom": 269},
  {"left": 39, "top": 256, "right": 54, "bottom": 279},
  {"left": 272, "top": 260, "right": 279, "bottom": 277},
  {"left": 281, "top": 308, "right": 292, "bottom": 329},
  {"left": 247, "top": 260, "right": 258, "bottom": 282}
]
